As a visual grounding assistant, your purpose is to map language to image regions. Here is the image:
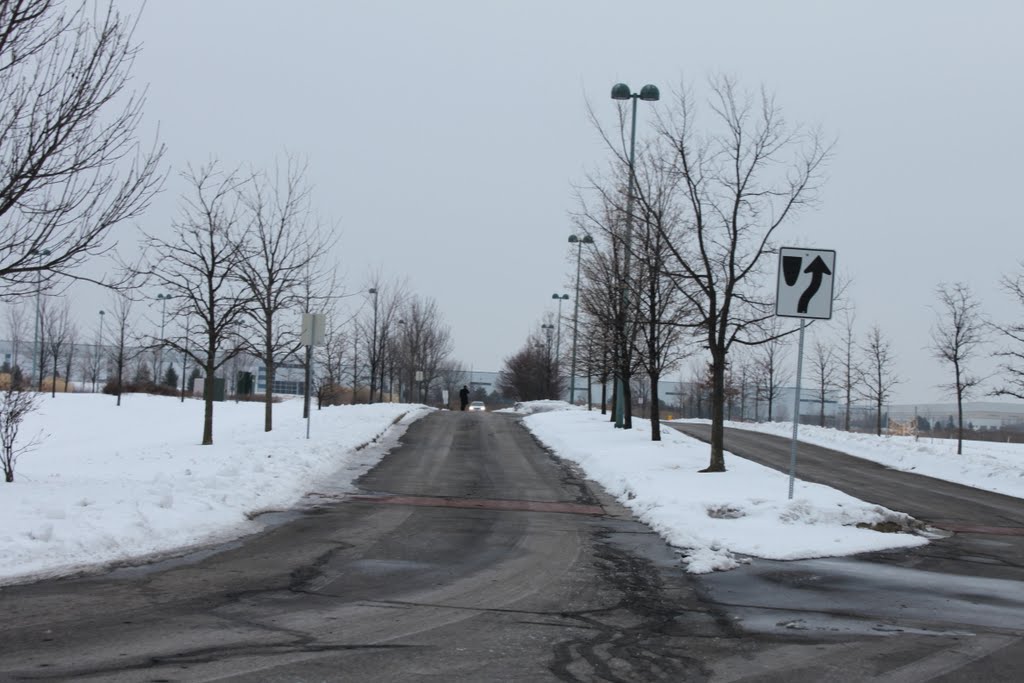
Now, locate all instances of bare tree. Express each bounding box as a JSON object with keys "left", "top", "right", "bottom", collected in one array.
[
  {"left": 355, "top": 272, "right": 404, "bottom": 405},
  {"left": 141, "top": 163, "right": 250, "bottom": 445},
  {"left": 348, "top": 318, "right": 364, "bottom": 404},
  {"left": 990, "top": 267, "right": 1024, "bottom": 402},
  {"left": 808, "top": 336, "right": 837, "bottom": 427},
  {"left": 5, "top": 303, "right": 28, "bottom": 375},
  {"left": 34, "top": 295, "right": 51, "bottom": 390},
  {"left": 315, "top": 299, "right": 349, "bottom": 405},
  {"left": 396, "top": 295, "right": 453, "bottom": 405},
  {"left": 359, "top": 284, "right": 381, "bottom": 402},
  {"left": 236, "top": 157, "right": 331, "bottom": 431},
  {"left": 858, "top": 325, "right": 901, "bottom": 436},
  {"left": 630, "top": 156, "right": 690, "bottom": 439},
  {"left": 836, "top": 308, "right": 860, "bottom": 431},
  {"left": 0, "top": 384, "right": 40, "bottom": 482},
  {"left": 43, "top": 298, "right": 73, "bottom": 395},
  {"left": 930, "top": 282, "right": 985, "bottom": 454},
  {"left": 731, "top": 350, "right": 756, "bottom": 422},
  {"left": 754, "top": 330, "right": 791, "bottom": 422},
  {"left": 497, "top": 323, "right": 564, "bottom": 402},
  {"left": 73, "top": 307, "right": 105, "bottom": 391},
  {"left": 107, "top": 288, "right": 135, "bottom": 406},
  {"left": 364, "top": 277, "right": 406, "bottom": 402},
  {"left": 61, "top": 302, "right": 78, "bottom": 391},
  {"left": 650, "top": 76, "right": 829, "bottom": 471},
  {"left": 0, "top": 0, "right": 164, "bottom": 296},
  {"left": 295, "top": 245, "right": 344, "bottom": 417},
  {"left": 573, "top": 202, "right": 636, "bottom": 423}
]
